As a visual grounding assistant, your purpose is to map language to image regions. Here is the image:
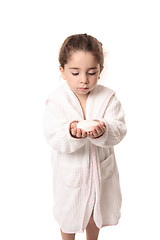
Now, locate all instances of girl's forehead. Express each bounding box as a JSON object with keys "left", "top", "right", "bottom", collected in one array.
[
  {"left": 67, "top": 51, "right": 99, "bottom": 68},
  {"left": 69, "top": 51, "right": 95, "bottom": 59}
]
